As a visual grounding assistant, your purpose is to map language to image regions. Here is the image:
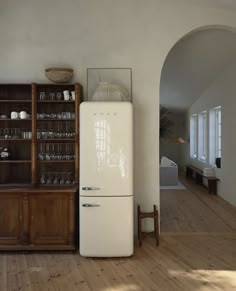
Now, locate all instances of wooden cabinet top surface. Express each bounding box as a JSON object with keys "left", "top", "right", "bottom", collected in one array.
[{"left": 0, "top": 186, "right": 78, "bottom": 193}]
